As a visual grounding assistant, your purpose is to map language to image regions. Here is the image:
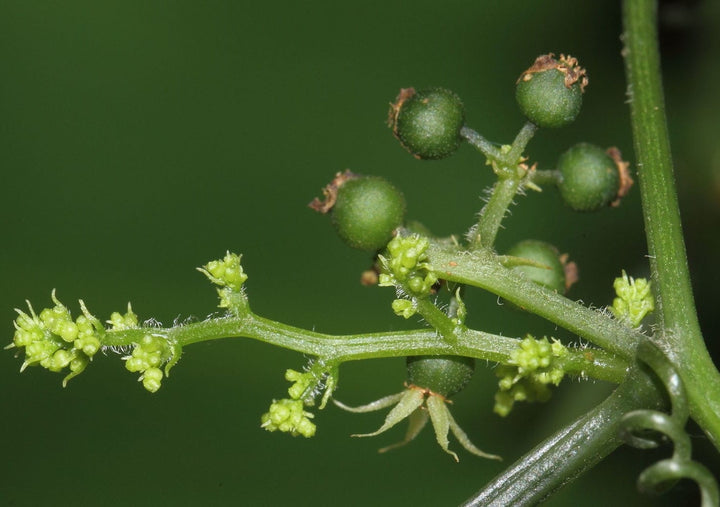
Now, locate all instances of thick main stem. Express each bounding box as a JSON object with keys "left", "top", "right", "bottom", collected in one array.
[
  {"left": 623, "top": 0, "right": 720, "bottom": 447},
  {"left": 463, "top": 366, "right": 665, "bottom": 506}
]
